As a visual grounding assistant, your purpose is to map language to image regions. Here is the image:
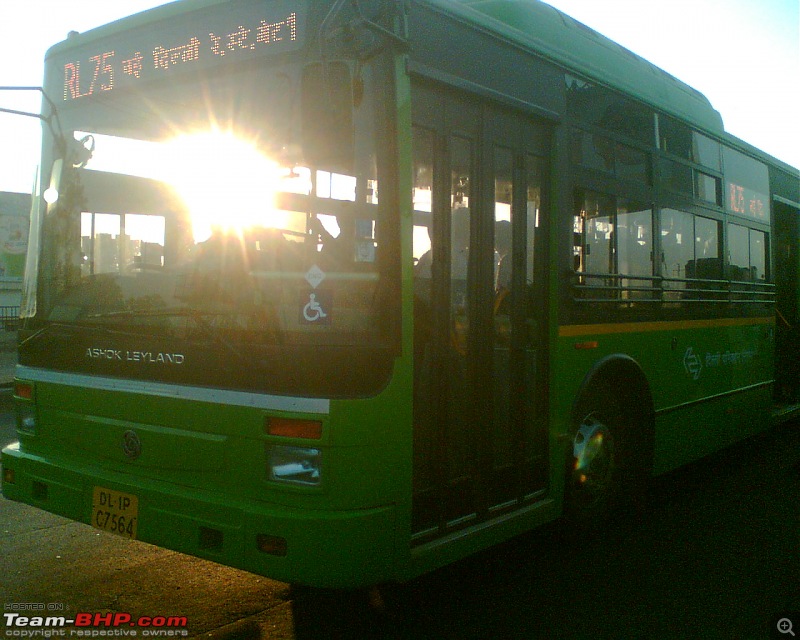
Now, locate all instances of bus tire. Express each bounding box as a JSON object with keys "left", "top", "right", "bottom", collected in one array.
[{"left": 563, "top": 374, "right": 650, "bottom": 529}]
